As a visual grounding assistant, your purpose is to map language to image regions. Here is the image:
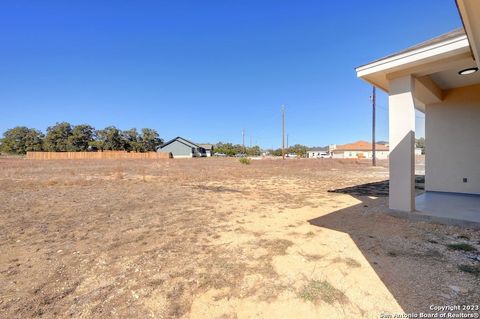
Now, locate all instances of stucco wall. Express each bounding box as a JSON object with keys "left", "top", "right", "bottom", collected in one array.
[{"left": 425, "top": 84, "right": 480, "bottom": 194}]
